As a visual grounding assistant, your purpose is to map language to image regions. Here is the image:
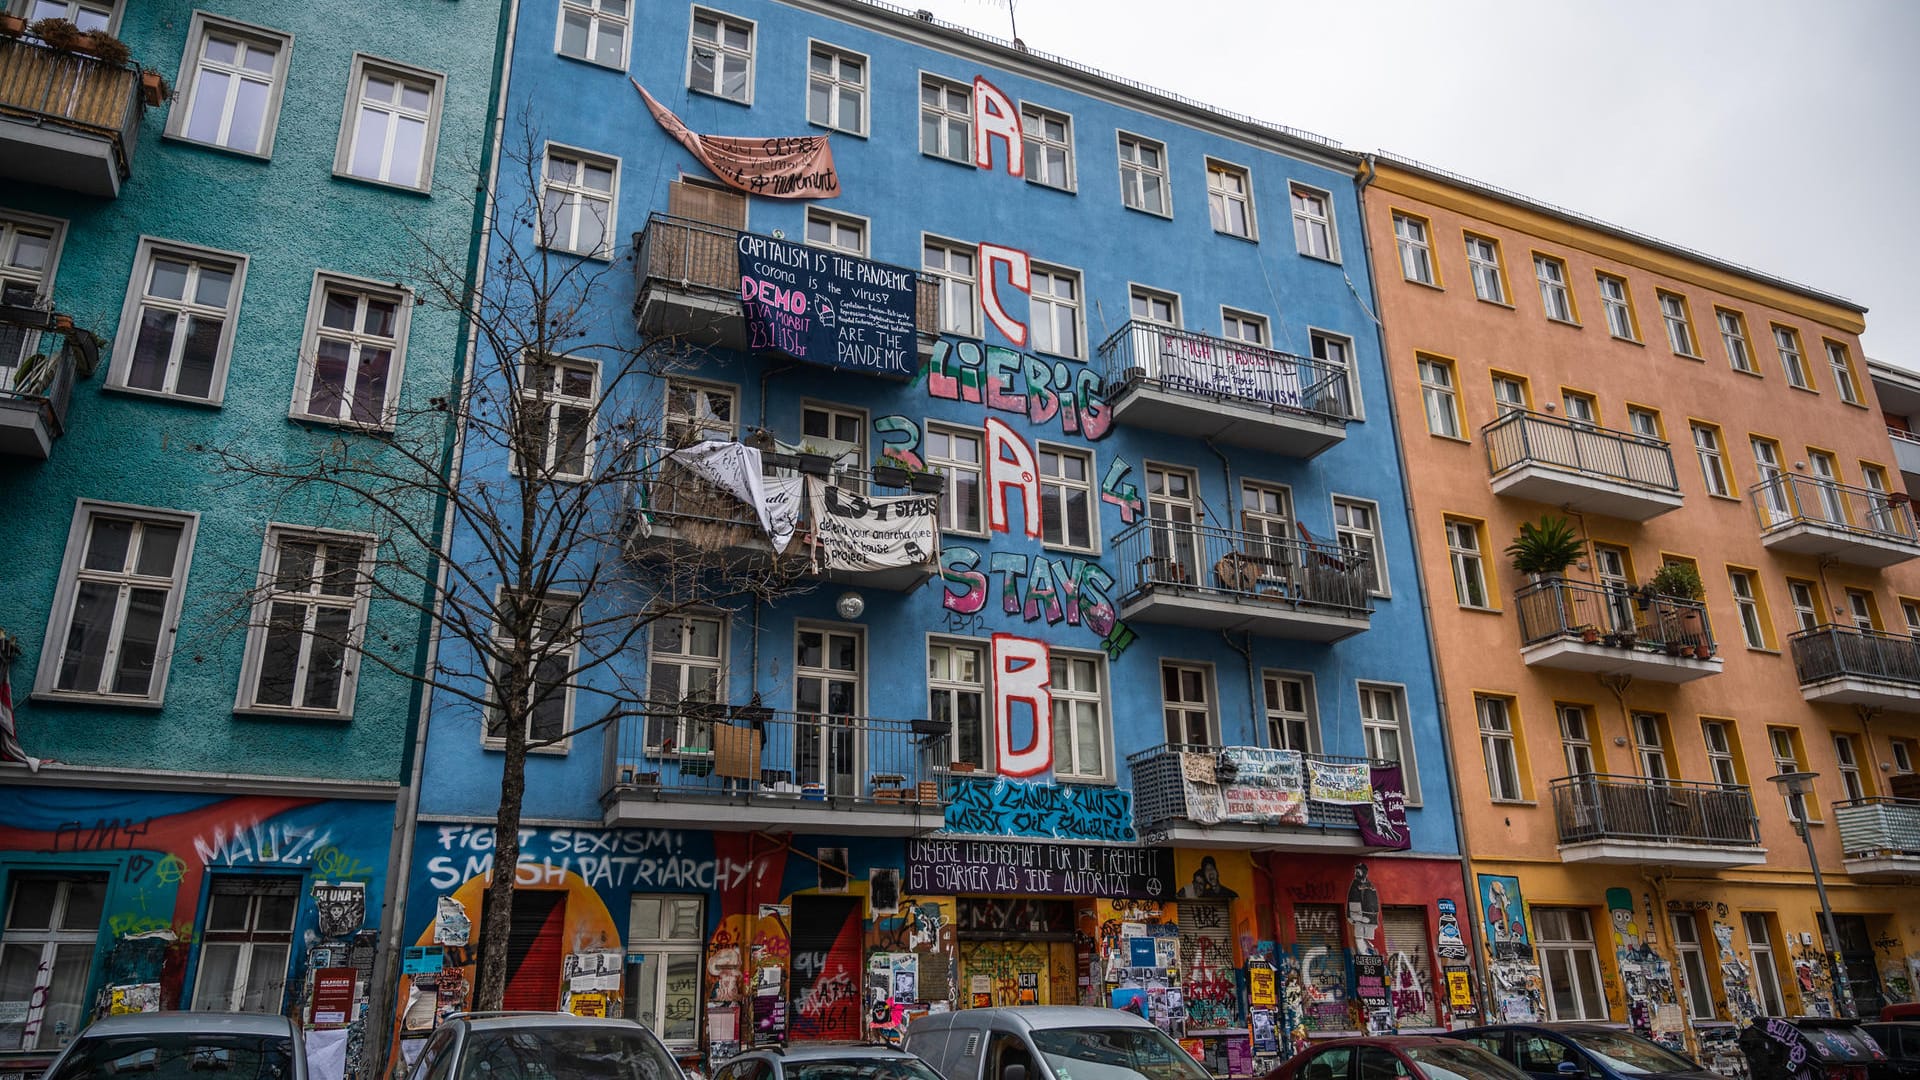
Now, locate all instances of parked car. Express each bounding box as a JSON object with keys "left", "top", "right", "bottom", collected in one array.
[
  {"left": 1856, "top": 1021, "right": 1920, "bottom": 1080},
  {"left": 405, "top": 1012, "right": 684, "bottom": 1080},
  {"left": 1263, "top": 1035, "right": 1527, "bottom": 1080},
  {"left": 41, "top": 1012, "right": 305, "bottom": 1080},
  {"left": 1450, "top": 1023, "right": 1720, "bottom": 1079},
  {"left": 907, "top": 1006, "right": 1211, "bottom": 1080},
  {"left": 714, "top": 1044, "right": 947, "bottom": 1080},
  {"left": 1738, "top": 1017, "right": 1883, "bottom": 1080}
]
